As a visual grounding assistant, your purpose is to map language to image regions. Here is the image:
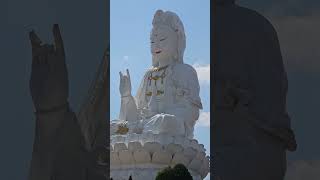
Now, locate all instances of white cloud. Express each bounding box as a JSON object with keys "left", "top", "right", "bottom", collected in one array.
[
  {"left": 285, "top": 160, "right": 320, "bottom": 180},
  {"left": 193, "top": 64, "right": 210, "bottom": 84},
  {"left": 196, "top": 111, "right": 210, "bottom": 127}
]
